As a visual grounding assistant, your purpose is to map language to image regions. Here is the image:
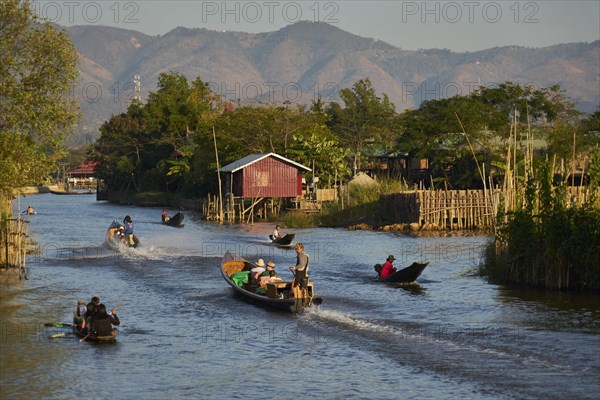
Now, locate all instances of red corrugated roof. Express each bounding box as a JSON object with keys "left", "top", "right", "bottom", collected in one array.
[{"left": 69, "top": 162, "right": 97, "bottom": 176}]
